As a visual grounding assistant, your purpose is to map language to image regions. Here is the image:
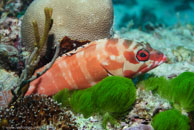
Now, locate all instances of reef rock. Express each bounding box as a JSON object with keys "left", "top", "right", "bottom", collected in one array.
[
  {"left": 0, "top": 69, "right": 18, "bottom": 91},
  {"left": 21, "top": 0, "right": 113, "bottom": 55},
  {"left": 0, "top": 44, "right": 19, "bottom": 70}
]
